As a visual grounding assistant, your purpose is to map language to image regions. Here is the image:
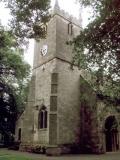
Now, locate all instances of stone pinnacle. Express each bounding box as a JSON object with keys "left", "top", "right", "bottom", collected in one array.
[{"left": 54, "top": 0, "right": 60, "bottom": 10}]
